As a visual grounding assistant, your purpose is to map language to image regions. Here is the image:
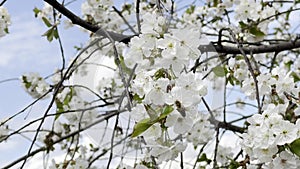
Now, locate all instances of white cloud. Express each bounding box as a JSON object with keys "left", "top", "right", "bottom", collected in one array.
[{"left": 0, "top": 15, "right": 46, "bottom": 65}]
